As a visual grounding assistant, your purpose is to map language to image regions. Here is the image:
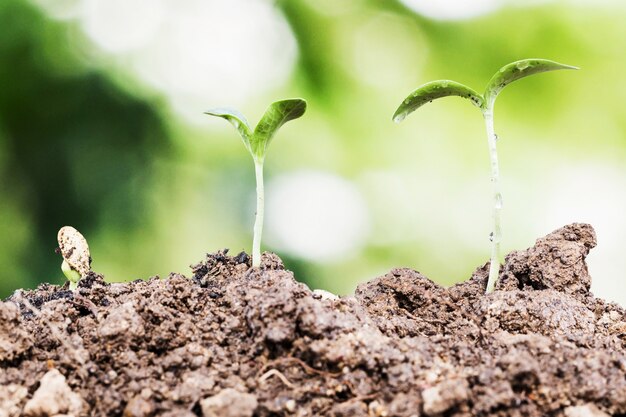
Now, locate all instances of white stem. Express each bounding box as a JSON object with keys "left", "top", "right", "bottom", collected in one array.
[
  {"left": 252, "top": 160, "right": 265, "bottom": 268},
  {"left": 483, "top": 108, "right": 502, "bottom": 293}
]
